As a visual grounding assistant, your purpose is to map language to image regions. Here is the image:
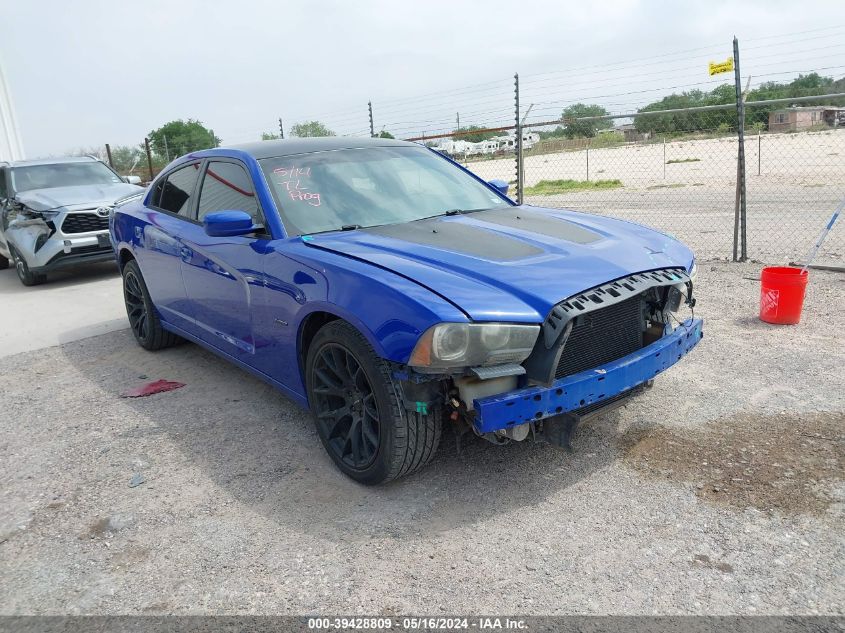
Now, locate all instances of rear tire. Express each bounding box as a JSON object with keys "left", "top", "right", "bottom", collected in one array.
[
  {"left": 305, "top": 320, "right": 442, "bottom": 485},
  {"left": 10, "top": 247, "right": 46, "bottom": 286},
  {"left": 122, "top": 259, "right": 181, "bottom": 350}
]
